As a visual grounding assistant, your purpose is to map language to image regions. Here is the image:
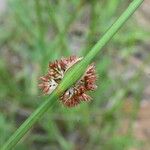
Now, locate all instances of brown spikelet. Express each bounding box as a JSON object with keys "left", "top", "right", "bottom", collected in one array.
[{"left": 39, "top": 56, "right": 97, "bottom": 107}]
